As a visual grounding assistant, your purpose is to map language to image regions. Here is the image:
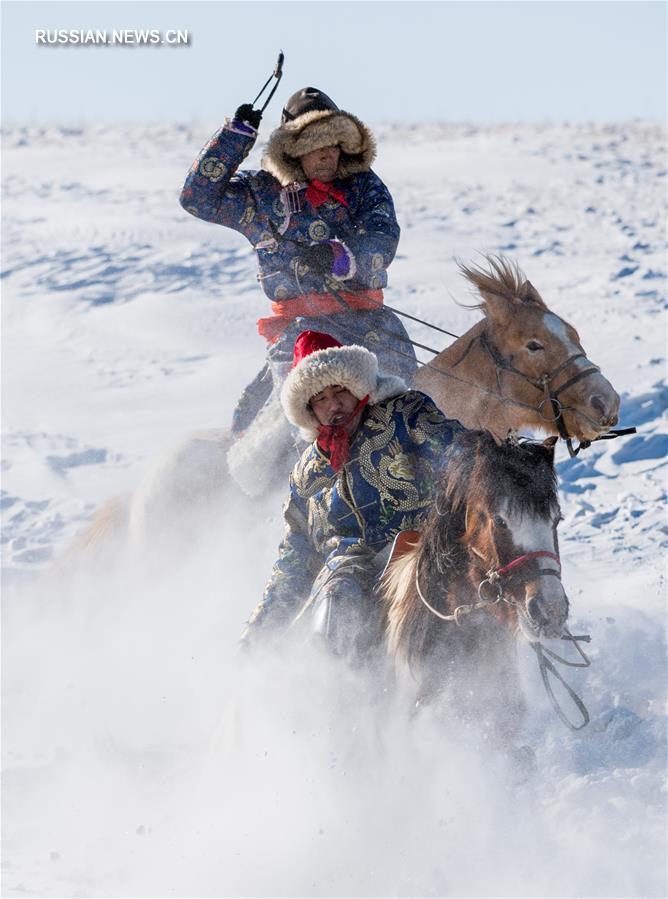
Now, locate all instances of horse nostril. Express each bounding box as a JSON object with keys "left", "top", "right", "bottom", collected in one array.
[
  {"left": 590, "top": 395, "right": 619, "bottom": 428},
  {"left": 590, "top": 395, "right": 607, "bottom": 417},
  {"left": 527, "top": 597, "right": 543, "bottom": 624}
]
